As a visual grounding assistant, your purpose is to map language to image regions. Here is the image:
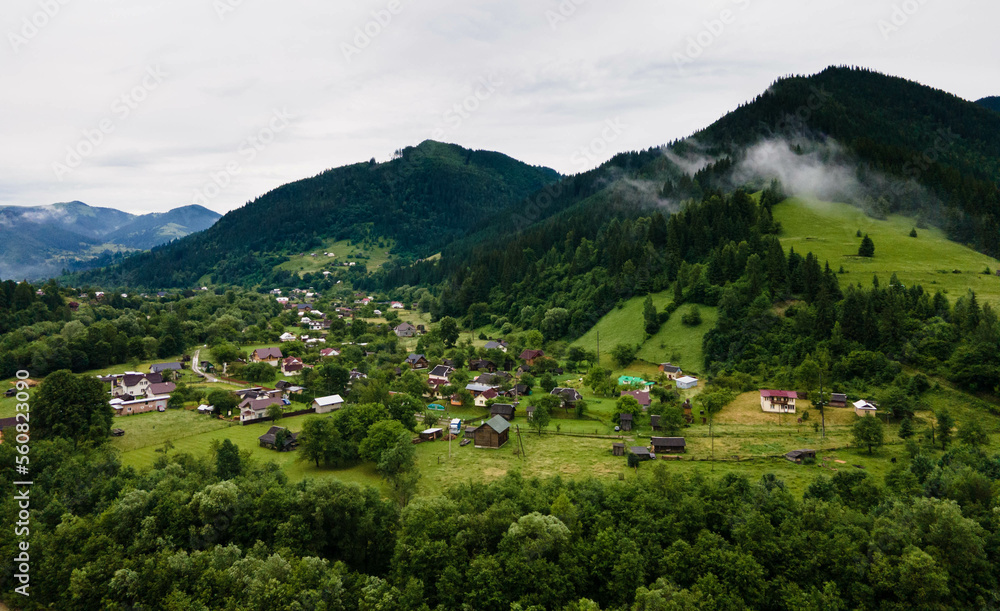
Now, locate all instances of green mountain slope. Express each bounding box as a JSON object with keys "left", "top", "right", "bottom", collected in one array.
[
  {"left": 76, "top": 141, "right": 559, "bottom": 288},
  {"left": 977, "top": 96, "right": 1000, "bottom": 113}
]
